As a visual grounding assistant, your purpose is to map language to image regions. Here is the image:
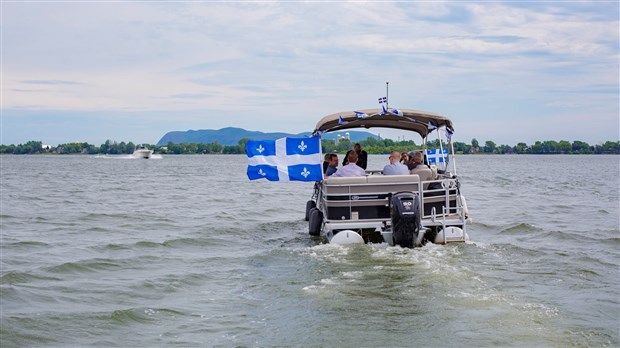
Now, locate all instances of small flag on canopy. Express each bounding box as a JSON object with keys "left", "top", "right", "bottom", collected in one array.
[
  {"left": 446, "top": 128, "right": 454, "bottom": 142},
  {"left": 391, "top": 108, "right": 403, "bottom": 117},
  {"left": 354, "top": 111, "right": 368, "bottom": 119}
]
